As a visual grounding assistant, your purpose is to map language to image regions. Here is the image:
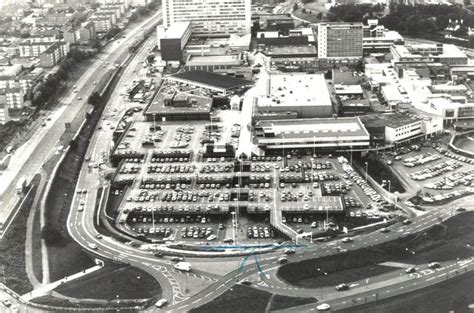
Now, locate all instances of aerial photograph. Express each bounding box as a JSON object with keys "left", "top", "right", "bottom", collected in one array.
[{"left": 0, "top": 0, "right": 474, "bottom": 312}]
